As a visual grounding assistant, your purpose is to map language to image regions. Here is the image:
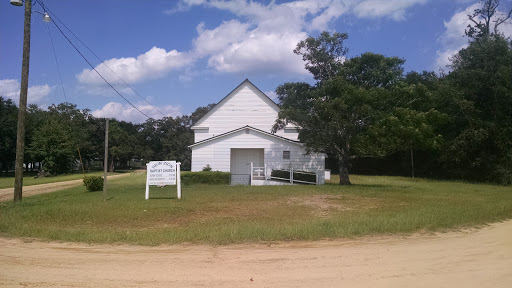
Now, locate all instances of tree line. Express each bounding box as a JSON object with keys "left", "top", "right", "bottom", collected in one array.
[
  {"left": 273, "top": 0, "right": 512, "bottom": 185},
  {"left": 0, "top": 99, "right": 214, "bottom": 176}
]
